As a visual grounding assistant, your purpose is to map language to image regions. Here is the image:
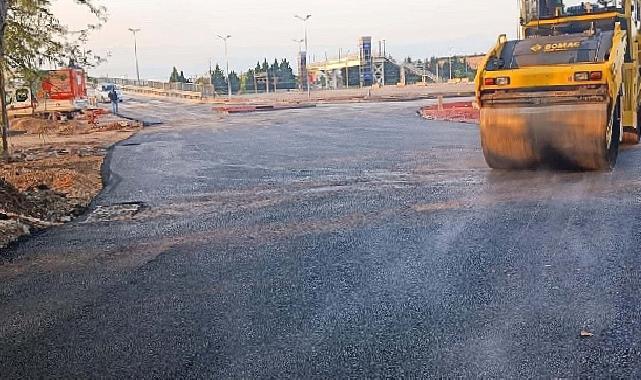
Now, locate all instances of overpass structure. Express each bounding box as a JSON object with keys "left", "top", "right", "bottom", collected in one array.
[
  {"left": 308, "top": 55, "right": 404, "bottom": 89},
  {"left": 306, "top": 36, "right": 442, "bottom": 89}
]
